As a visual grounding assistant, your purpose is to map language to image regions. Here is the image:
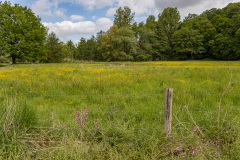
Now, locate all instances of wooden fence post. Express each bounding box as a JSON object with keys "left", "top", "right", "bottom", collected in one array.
[{"left": 165, "top": 88, "right": 173, "bottom": 137}]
